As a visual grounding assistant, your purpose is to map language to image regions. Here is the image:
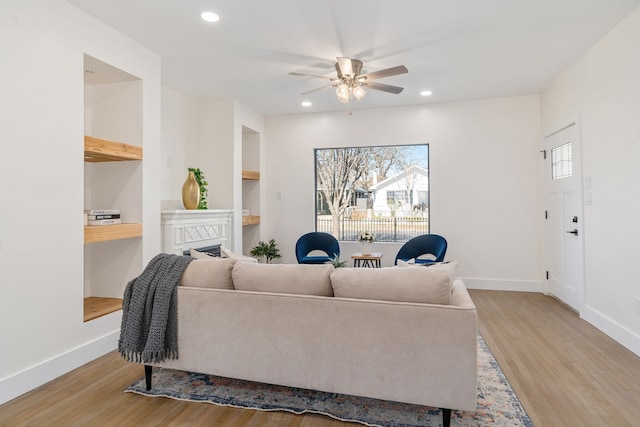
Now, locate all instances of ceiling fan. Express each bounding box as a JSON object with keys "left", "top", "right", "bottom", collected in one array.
[{"left": 289, "top": 57, "right": 408, "bottom": 103}]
